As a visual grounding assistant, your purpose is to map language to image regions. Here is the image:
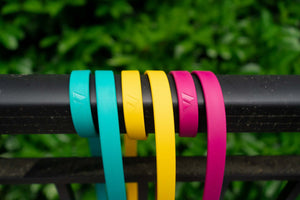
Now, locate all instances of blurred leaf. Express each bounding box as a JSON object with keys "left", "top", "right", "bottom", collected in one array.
[
  {"left": 40, "top": 36, "right": 59, "bottom": 48},
  {"left": 23, "top": 0, "right": 43, "bottom": 13},
  {"left": 16, "top": 58, "right": 33, "bottom": 74},
  {"left": 0, "top": 32, "right": 18, "bottom": 50},
  {"left": 111, "top": 1, "right": 132, "bottom": 18},
  {"left": 68, "top": 0, "right": 86, "bottom": 6},
  {"left": 43, "top": 184, "right": 58, "bottom": 200},
  {"left": 206, "top": 48, "right": 218, "bottom": 58},
  {"left": 107, "top": 55, "right": 134, "bottom": 66},
  {"left": 5, "top": 136, "right": 20, "bottom": 151},
  {"left": 45, "top": 1, "right": 65, "bottom": 17},
  {"left": 58, "top": 31, "right": 81, "bottom": 54},
  {"left": 240, "top": 63, "right": 261, "bottom": 74},
  {"left": 1, "top": 3, "right": 20, "bottom": 15}
]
